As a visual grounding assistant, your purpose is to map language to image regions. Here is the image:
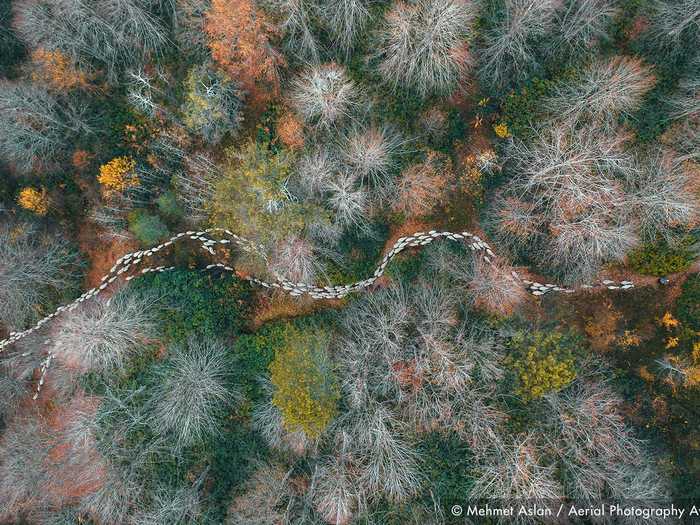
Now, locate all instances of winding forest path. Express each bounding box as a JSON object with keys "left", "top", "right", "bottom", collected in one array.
[{"left": 0, "top": 227, "right": 639, "bottom": 355}]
